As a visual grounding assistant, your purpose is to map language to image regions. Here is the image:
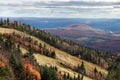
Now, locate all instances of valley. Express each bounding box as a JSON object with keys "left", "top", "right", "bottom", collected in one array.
[{"left": 45, "top": 24, "right": 120, "bottom": 53}]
